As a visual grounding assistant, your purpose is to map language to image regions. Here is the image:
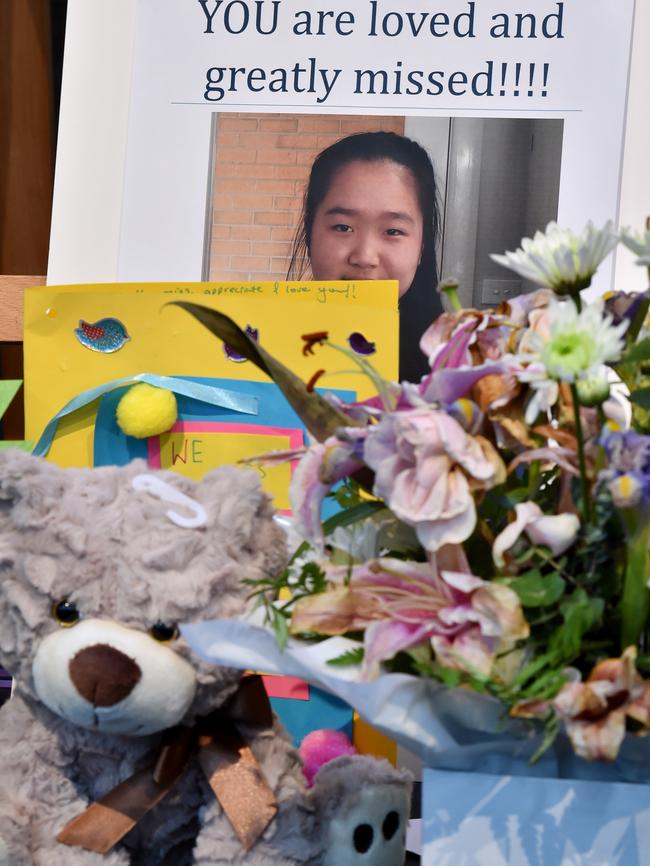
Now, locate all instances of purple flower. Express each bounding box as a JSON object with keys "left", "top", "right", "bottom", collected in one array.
[
  {"left": 603, "top": 290, "right": 650, "bottom": 327},
  {"left": 599, "top": 427, "right": 650, "bottom": 508}
]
